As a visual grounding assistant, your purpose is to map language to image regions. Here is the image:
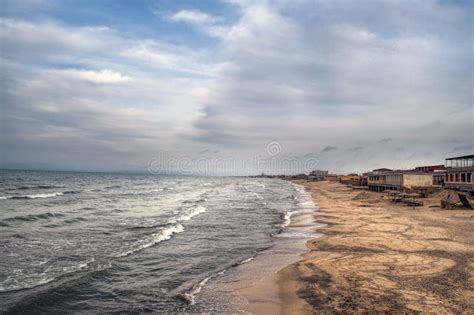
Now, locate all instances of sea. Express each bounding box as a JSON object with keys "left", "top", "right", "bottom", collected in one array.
[{"left": 0, "top": 170, "right": 318, "bottom": 313}]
